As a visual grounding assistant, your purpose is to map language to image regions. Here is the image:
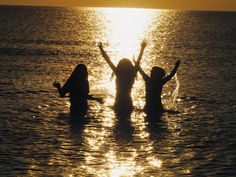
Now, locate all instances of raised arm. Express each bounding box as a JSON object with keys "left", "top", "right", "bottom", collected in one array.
[
  {"left": 163, "top": 60, "right": 181, "bottom": 84},
  {"left": 133, "top": 40, "right": 149, "bottom": 80},
  {"left": 133, "top": 59, "right": 150, "bottom": 81},
  {"left": 136, "top": 40, "right": 147, "bottom": 66},
  {"left": 98, "top": 42, "right": 116, "bottom": 73}
]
